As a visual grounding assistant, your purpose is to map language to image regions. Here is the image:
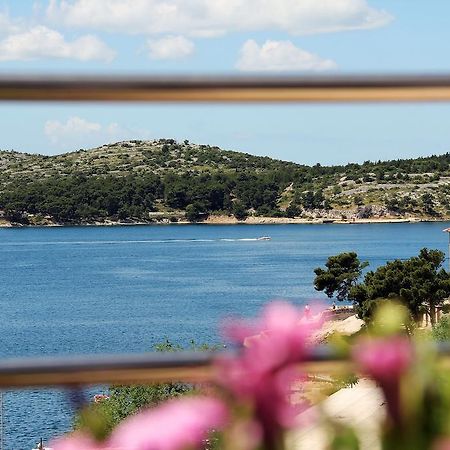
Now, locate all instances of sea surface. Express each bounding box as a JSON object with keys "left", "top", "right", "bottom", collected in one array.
[{"left": 1, "top": 222, "right": 449, "bottom": 449}]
